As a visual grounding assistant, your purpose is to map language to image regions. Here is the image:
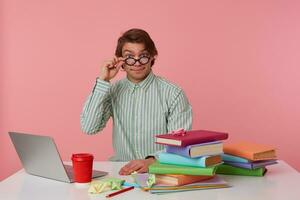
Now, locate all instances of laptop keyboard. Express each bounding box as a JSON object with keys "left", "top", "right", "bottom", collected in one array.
[{"left": 63, "top": 164, "right": 108, "bottom": 180}]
